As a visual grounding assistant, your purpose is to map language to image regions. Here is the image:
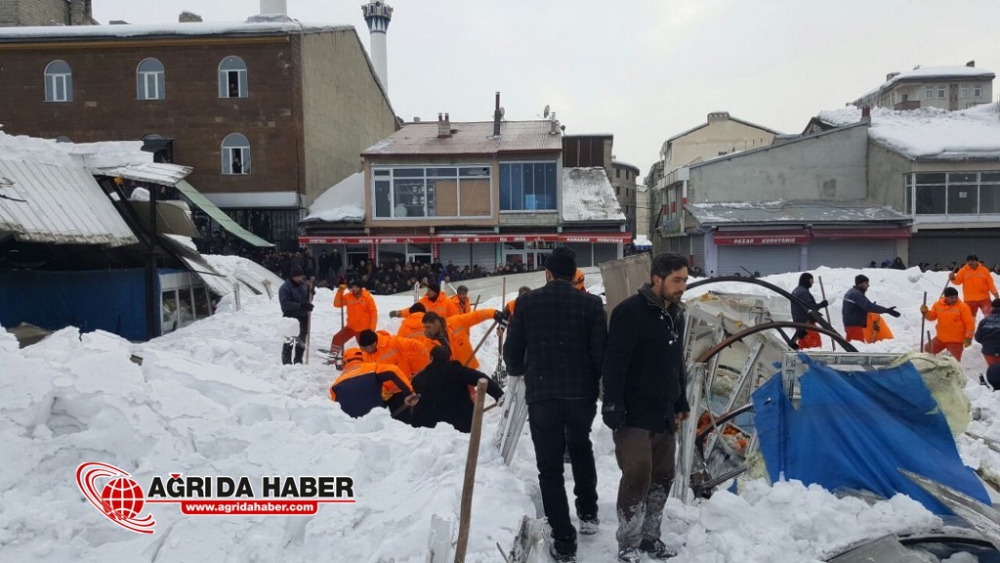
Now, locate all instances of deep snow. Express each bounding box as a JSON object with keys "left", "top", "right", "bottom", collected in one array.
[{"left": 4, "top": 266, "right": 1000, "bottom": 562}]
